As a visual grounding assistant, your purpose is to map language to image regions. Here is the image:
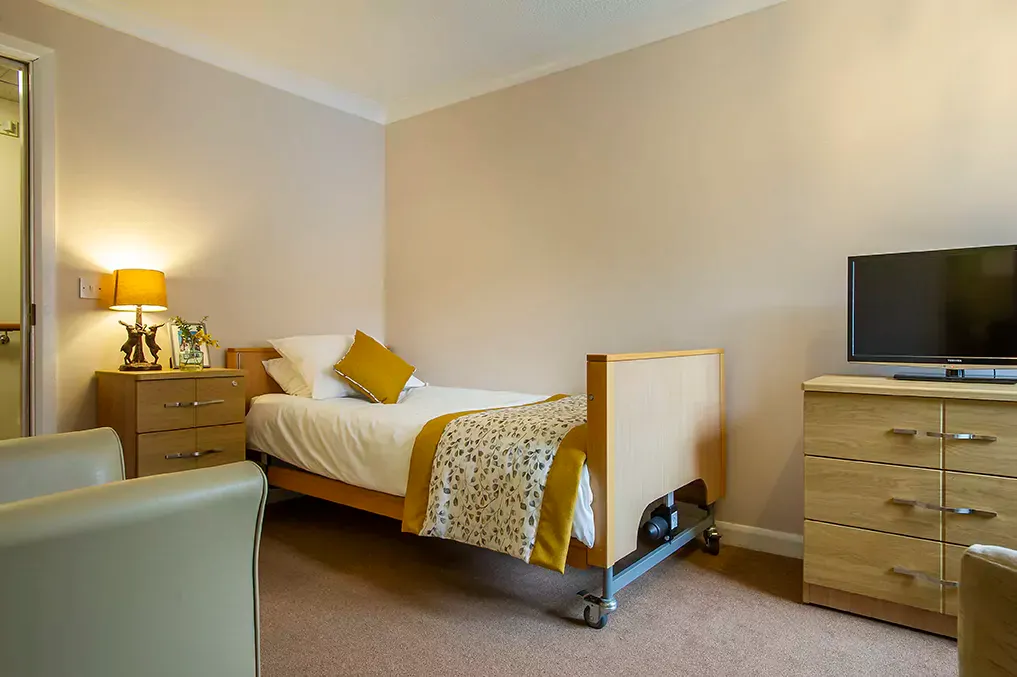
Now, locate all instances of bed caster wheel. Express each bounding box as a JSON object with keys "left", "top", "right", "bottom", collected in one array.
[
  {"left": 703, "top": 527, "right": 721, "bottom": 556},
  {"left": 584, "top": 605, "right": 609, "bottom": 629}
]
